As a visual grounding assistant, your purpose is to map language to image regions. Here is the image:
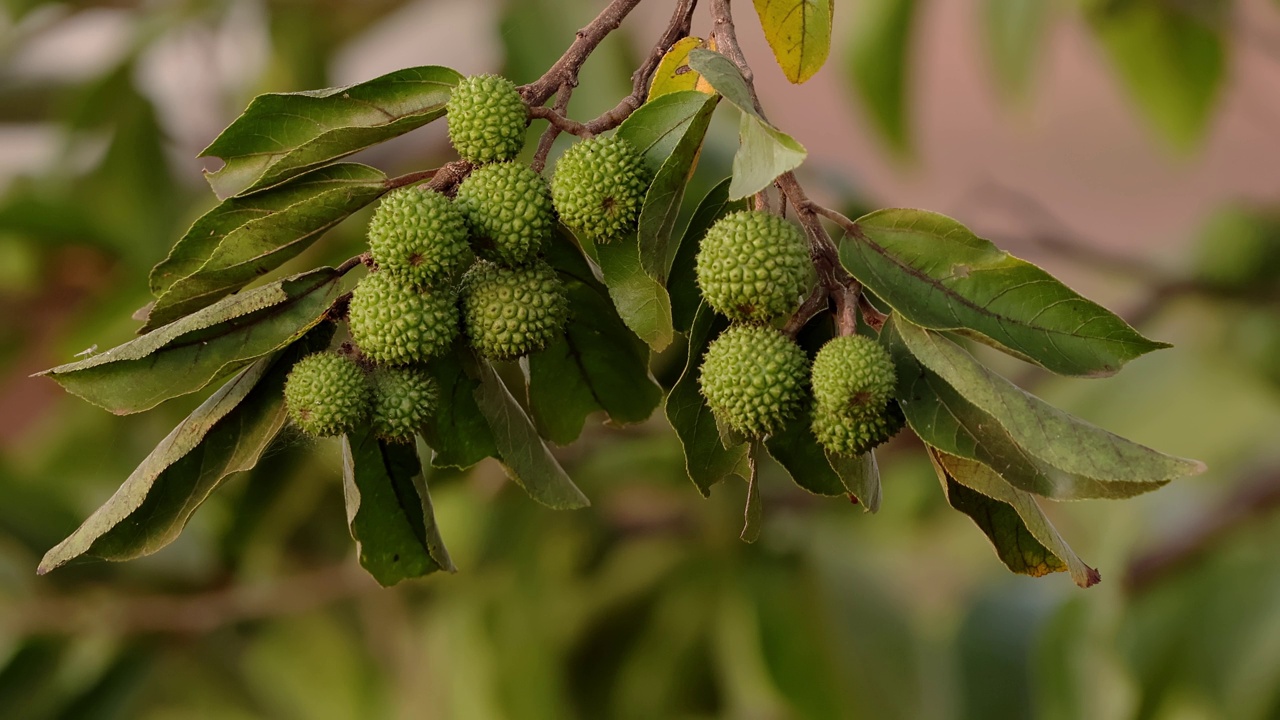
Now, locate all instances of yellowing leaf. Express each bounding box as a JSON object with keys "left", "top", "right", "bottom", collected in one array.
[
  {"left": 753, "top": 0, "right": 834, "bottom": 84},
  {"left": 649, "top": 37, "right": 713, "bottom": 99}
]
